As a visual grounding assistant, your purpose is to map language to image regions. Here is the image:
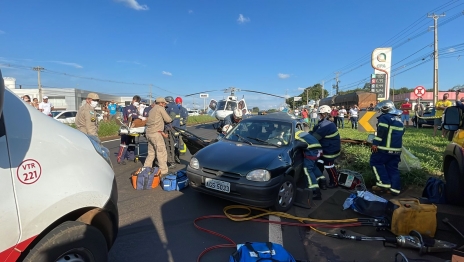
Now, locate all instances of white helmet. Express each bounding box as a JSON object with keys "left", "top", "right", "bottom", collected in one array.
[
  {"left": 233, "top": 108, "right": 243, "bottom": 119},
  {"left": 317, "top": 105, "right": 332, "bottom": 114},
  {"left": 375, "top": 100, "right": 396, "bottom": 114}
]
